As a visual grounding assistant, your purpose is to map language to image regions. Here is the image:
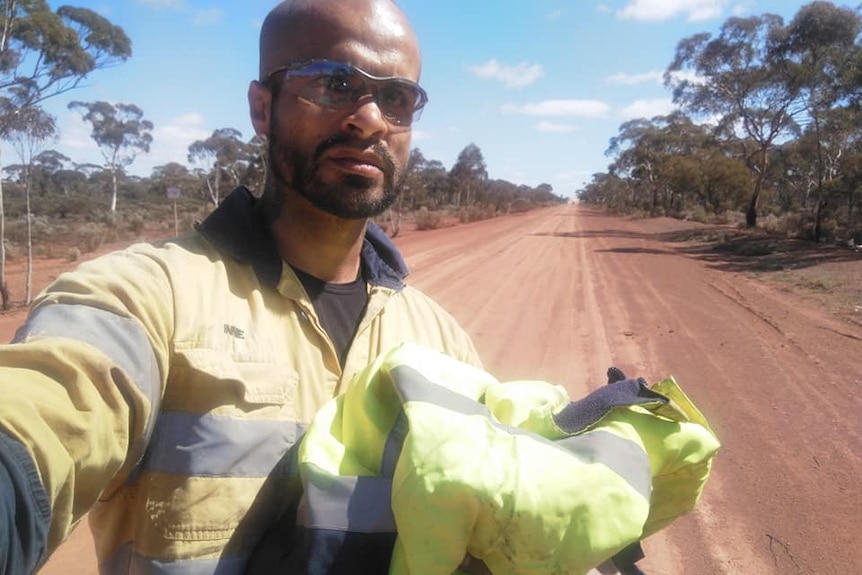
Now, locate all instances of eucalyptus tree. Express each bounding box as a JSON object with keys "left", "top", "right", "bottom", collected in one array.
[
  {"left": 577, "top": 172, "right": 632, "bottom": 211},
  {"left": 665, "top": 13, "right": 803, "bottom": 227},
  {"left": 449, "top": 143, "right": 488, "bottom": 208},
  {"left": 0, "top": 0, "right": 130, "bottom": 303},
  {"left": 404, "top": 148, "right": 452, "bottom": 211},
  {"left": 188, "top": 128, "right": 250, "bottom": 206},
  {"left": 769, "top": 2, "right": 862, "bottom": 240},
  {"left": 607, "top": 116, "right": 672, "bottom": 211},
  {"left": 6, "top": 106, "right": 55, "bottom": 305},
  {"left": 68, "top": 100, "right": 154, "bottom": 212},
  {"left": 30, "top": 149, "right": 70, "bottom": 195}
]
